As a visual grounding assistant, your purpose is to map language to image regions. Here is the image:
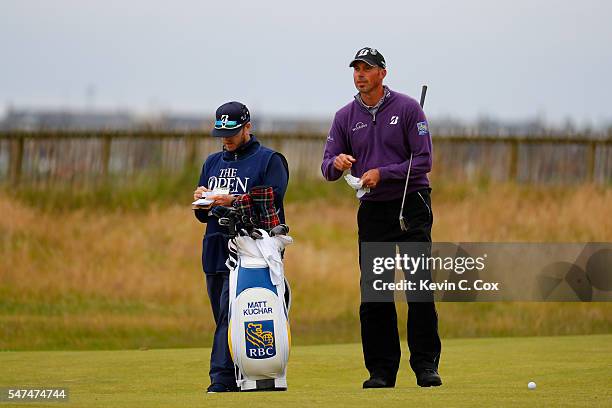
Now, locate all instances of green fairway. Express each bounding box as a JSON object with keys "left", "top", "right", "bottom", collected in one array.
[{"left": 1, "top": 335, "right": 610, "bottom": 407}]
